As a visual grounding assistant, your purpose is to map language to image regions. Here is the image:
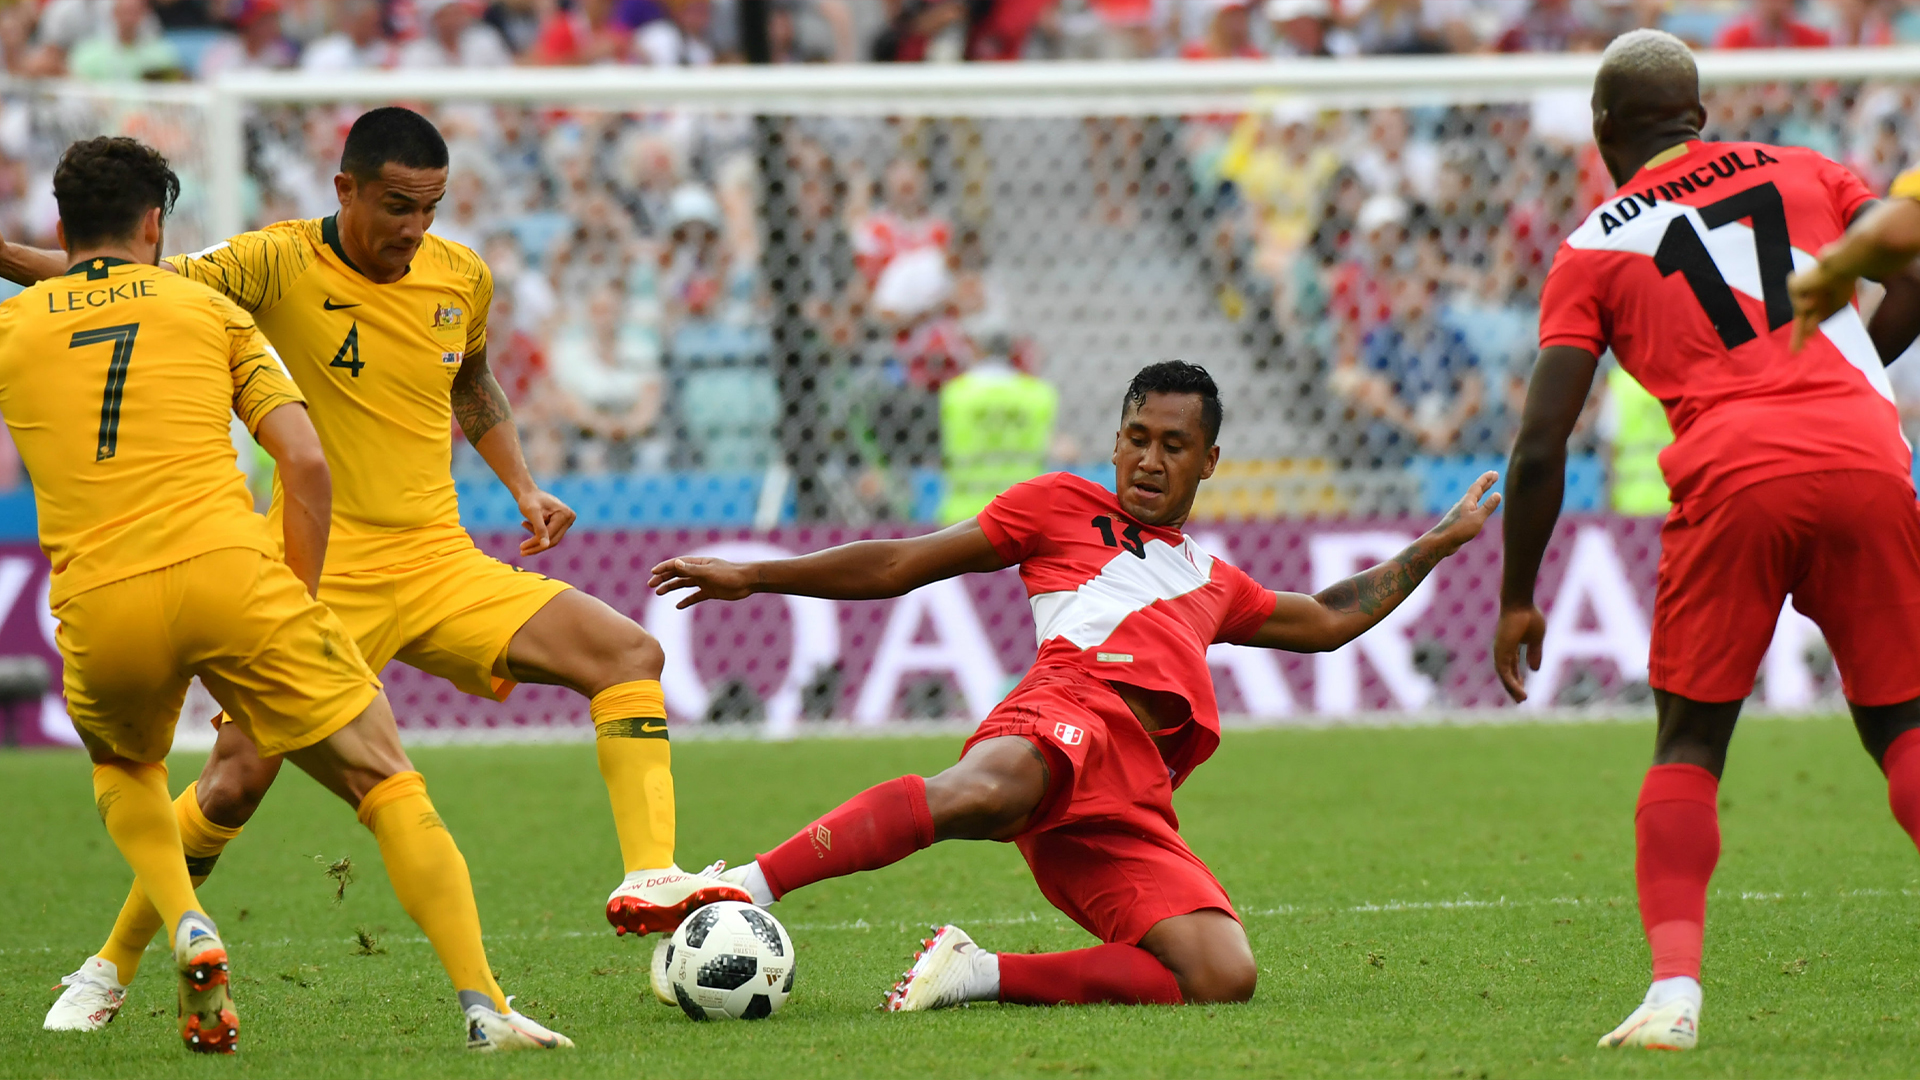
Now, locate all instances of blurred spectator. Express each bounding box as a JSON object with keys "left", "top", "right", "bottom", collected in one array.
[
  {"left": 1265, "top": 0, "right": 1334, "bottom": 57},
  {"left": 0, "top": 4, "right": 56, "bottom": 76},
  {"left": 1715, "top": 0, "right": 1831, "bottom": 48},
  {"left": 69, "top": 0, "right": 186, "bottom": 81},
  {"left": 1491, "top": 0, "right": 1594, "bottom": 53},
  {"left": 1830, "top": 0, "right": 1896, "bottom": 47},
  {"left": 635, "top": 0, "right": 716, "bottom": 65},
  {"left": 937, "top": 343, "right": 1057, "bottom": 524},
  {"left": 549, "top": 282, "right": 666, "bottom": 473},
  {"left": 1350, "top": 0, "right": 1446, "bottom": 55},
  {"left": 852, "top": 158, "right": 951, "bottom": 286},
  {"left": 967, "top": 0, "right": 1060, "bottom": 60},
  {"left": 1343, "top": 273, "right": 1487, "bottom": 458},
  {"left": 1180, "top": 1, "right": 1262, "bottom": 60},
  {"left": 199, "top": 1, "right": 297, "bottom": 77},
  {"left": 300, "top": 0, "right": 394, "bottom": 71},
  {"left": 1350, "top": 107, "right": 1439, "bottom": 202},
  {"left": 871, "top": 0, "right": 970, "bottom": 62},
  {"left": 397, "top": 0, "right": 513, "bottom": 68},
  {"left": 532, "top": 0, "right": 634, "bottom": 64},
  {"left": 1219, "top": 103, "right": 1341, "bottom": 271},
  {"left": 1058, "top": 0, "right": 1160, "bottom": 59}
]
